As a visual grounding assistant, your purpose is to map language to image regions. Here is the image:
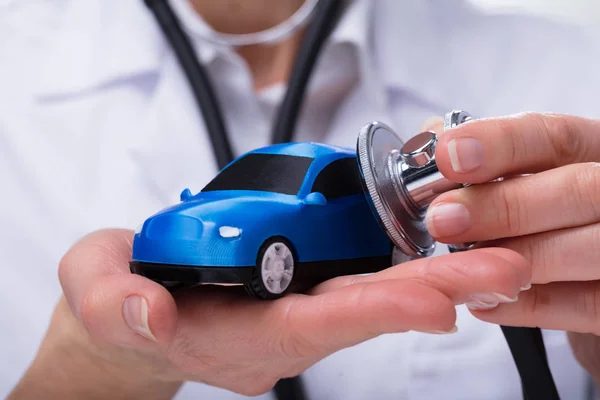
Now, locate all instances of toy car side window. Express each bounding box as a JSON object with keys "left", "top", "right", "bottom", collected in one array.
[{"left": 311, "top": 158, "right": 363, "bottom": 200}]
